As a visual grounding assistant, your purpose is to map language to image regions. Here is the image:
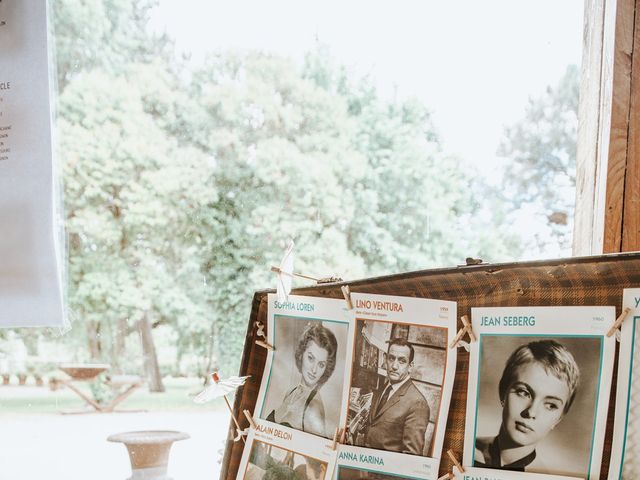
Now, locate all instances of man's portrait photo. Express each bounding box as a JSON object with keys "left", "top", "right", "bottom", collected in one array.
[
  {"left": 346, "top": 319, "right": 448, "bottom": 456},
  {"left": 473, "top": 335, "right": 602, "bottom": 477}
]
